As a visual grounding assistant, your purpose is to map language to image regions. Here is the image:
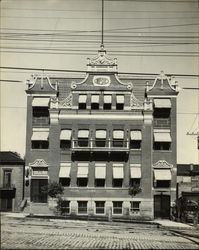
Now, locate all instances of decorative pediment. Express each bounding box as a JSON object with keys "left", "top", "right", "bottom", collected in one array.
[
  {"left": 27, "top": 74, "right": 57, "bottom": 91},
  {"left": 147, "top": 71, "right": 178, "bottom": 93},
  {"left": 29, "top": 159, "right": 48, "bottom": 168},
  {"left": 153, "top": 160, "right": 173, "bottom": 169},
  {"left": 87, "top": 46, "right": 117, "bottom": 72}
]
